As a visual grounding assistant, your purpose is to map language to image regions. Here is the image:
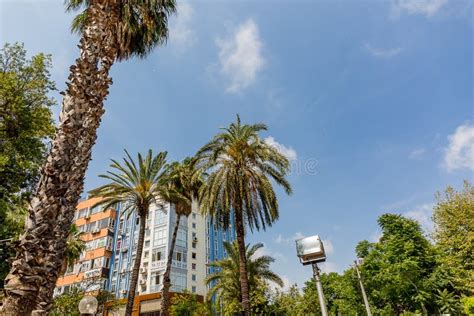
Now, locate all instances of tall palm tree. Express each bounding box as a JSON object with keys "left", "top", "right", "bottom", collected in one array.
[
  {"left": 197, "top": 115, "right": 292, "bottom": 314},
  {"left": 59, "top": 224, "right": 86, "bottom": 276},
  {"left": 88, "top": 150, "right": 177, "bottom": 316},
  {"left": 206, "top": 241, "right": 284, "bottom": 314},
  {"left": 161, "top": 158, "right": 203, "bottom": 315},
  {"left": 2, "top": 1, "right": 176, "bottom": 314}
]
